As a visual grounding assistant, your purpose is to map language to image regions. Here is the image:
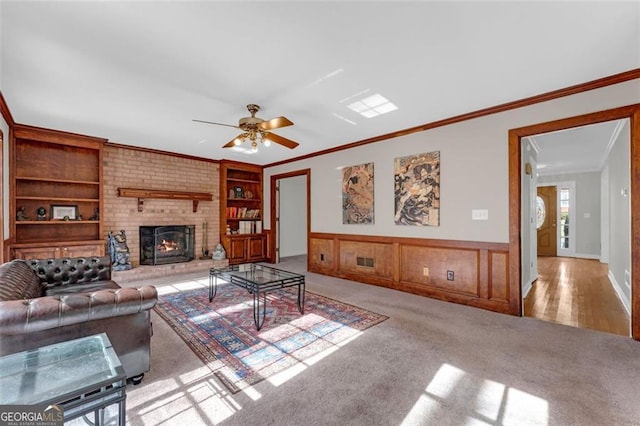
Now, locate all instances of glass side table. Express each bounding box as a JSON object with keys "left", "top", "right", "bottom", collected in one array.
[{"left": 0, "top": 333, "right": 127, "bottom": 426}]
